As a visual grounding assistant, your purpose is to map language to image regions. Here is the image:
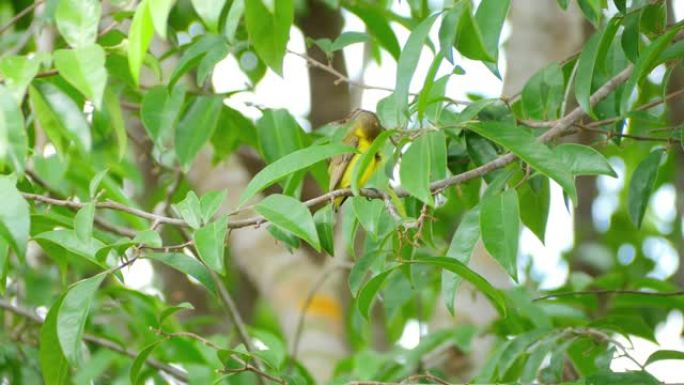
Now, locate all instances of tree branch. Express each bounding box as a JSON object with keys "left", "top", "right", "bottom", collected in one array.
[
  {"left": 0, "top": 0, "right": 43, "bottom": 35},
  {"left": 21, "top": 64, "right": 635, "bottom": 234}
]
